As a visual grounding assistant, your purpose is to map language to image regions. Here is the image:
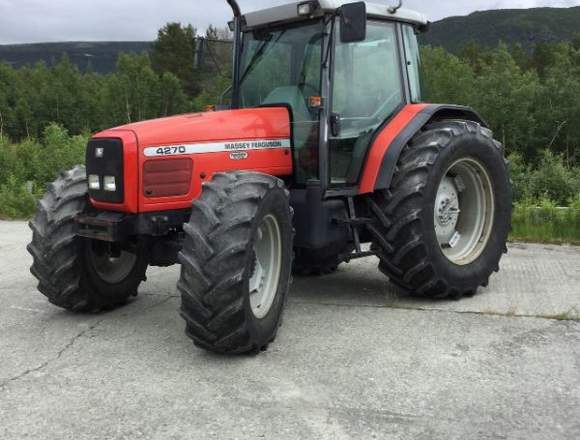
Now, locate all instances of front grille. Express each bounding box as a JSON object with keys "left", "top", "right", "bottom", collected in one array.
[
  {"left": 143, "top": 159, "right": 193, "bottom": 198},
  {"left": 86, "top": 138, "right": 124, "bottom": 203}
]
